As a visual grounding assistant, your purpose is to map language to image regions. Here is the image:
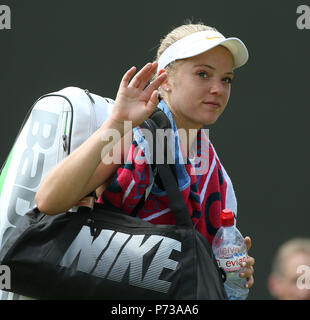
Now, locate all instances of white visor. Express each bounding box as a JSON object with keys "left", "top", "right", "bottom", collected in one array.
[{"left": 157, "top": 30, "right": 249, "bottom": 72}]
